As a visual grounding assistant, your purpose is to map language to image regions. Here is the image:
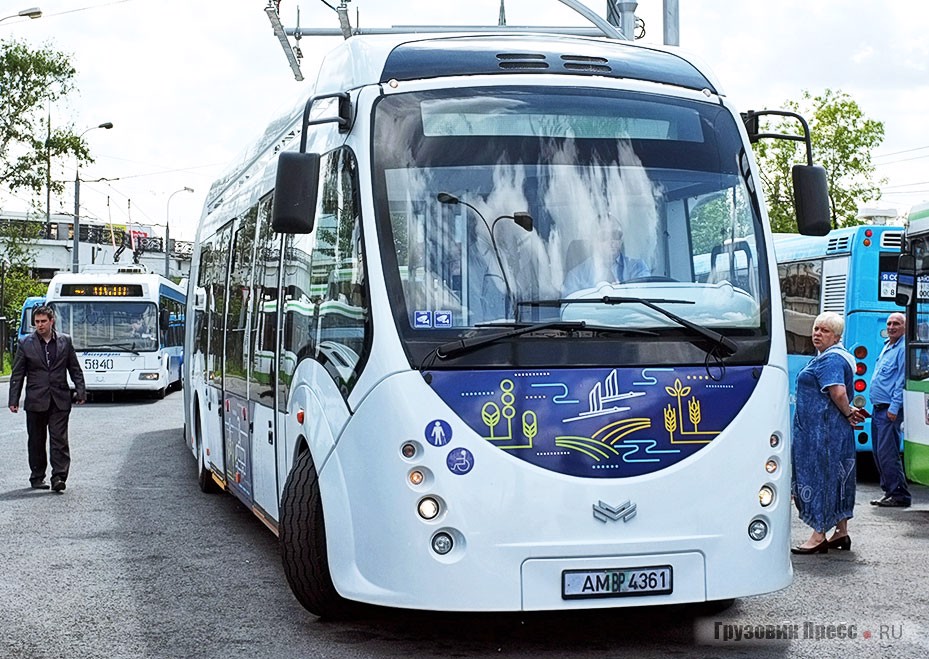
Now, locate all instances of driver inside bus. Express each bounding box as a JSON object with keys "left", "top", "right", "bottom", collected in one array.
[
  {"left": 129, "top": 316, "right": 147, "bottom": 337},
  {"left": 562, "top": 227, "right": 650, "bottom": 295}
]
